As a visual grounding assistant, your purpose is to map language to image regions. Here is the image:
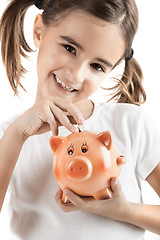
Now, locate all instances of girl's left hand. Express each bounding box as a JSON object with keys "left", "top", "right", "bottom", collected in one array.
[{"left": 55, "top": 178, "right": 129, "bottom": 222}]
